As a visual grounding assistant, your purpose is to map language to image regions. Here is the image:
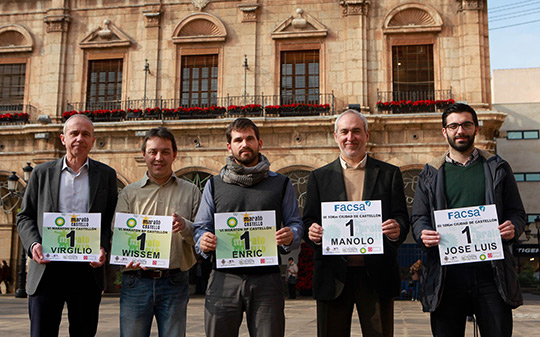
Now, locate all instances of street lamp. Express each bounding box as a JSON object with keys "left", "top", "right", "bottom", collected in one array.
[
  {"left": 0, "top": 163, "right": 33, "bottom": 297},
  {"left": 243, "top": 55, "right": 248, "bottom": 103},
  {"left": 143, "top": 59, "right": 151, "bottom": 105}
]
